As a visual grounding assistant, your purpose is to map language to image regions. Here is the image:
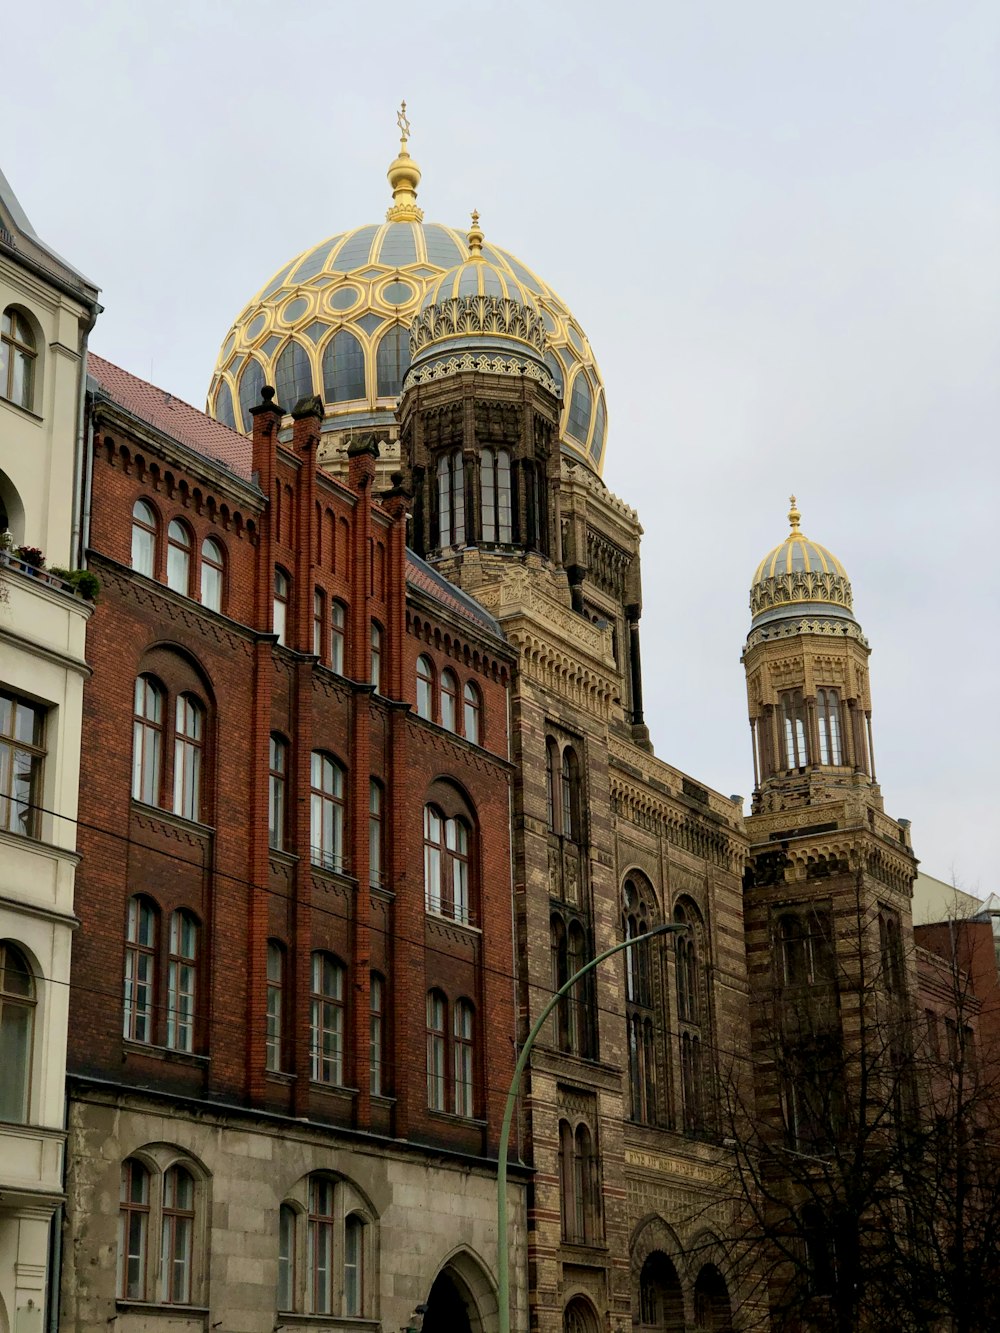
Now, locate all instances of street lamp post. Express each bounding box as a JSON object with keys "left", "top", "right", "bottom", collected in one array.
[{"left": 495, "top": 921, "right": 690, "bottom": 1333}]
